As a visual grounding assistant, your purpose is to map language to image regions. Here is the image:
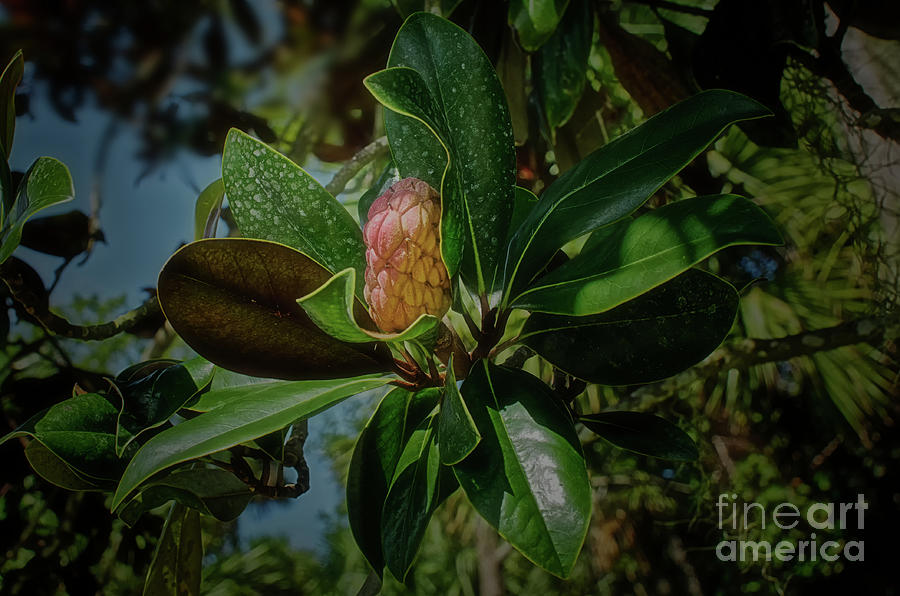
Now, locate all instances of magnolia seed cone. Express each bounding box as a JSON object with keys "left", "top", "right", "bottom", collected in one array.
[{"left": 363, "top": 177, "right": 451, "bottom": 333}]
